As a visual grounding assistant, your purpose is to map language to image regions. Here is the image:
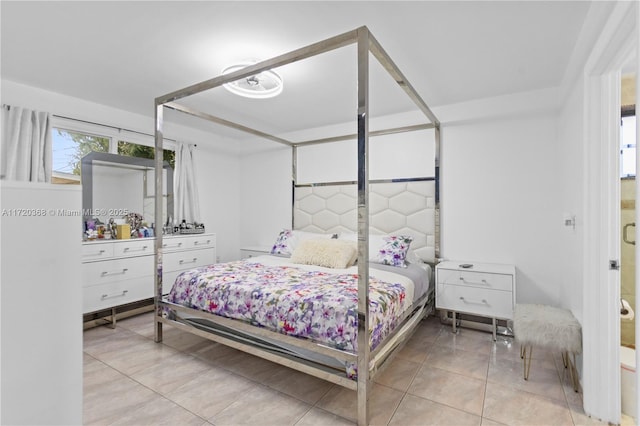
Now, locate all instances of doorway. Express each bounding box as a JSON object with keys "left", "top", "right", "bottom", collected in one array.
[{"left": 620, "top": 72, "right": 637, "bottom": 423}]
